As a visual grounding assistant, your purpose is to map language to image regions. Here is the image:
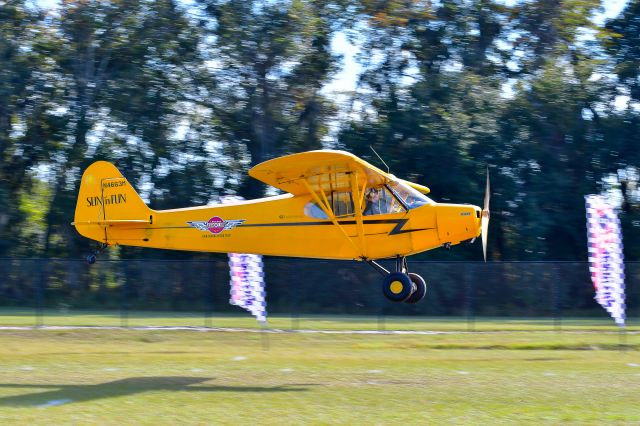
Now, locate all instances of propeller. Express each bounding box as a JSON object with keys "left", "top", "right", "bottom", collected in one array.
[{"left": 481, "top": 167, "right": 490, "bottom": 262}]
